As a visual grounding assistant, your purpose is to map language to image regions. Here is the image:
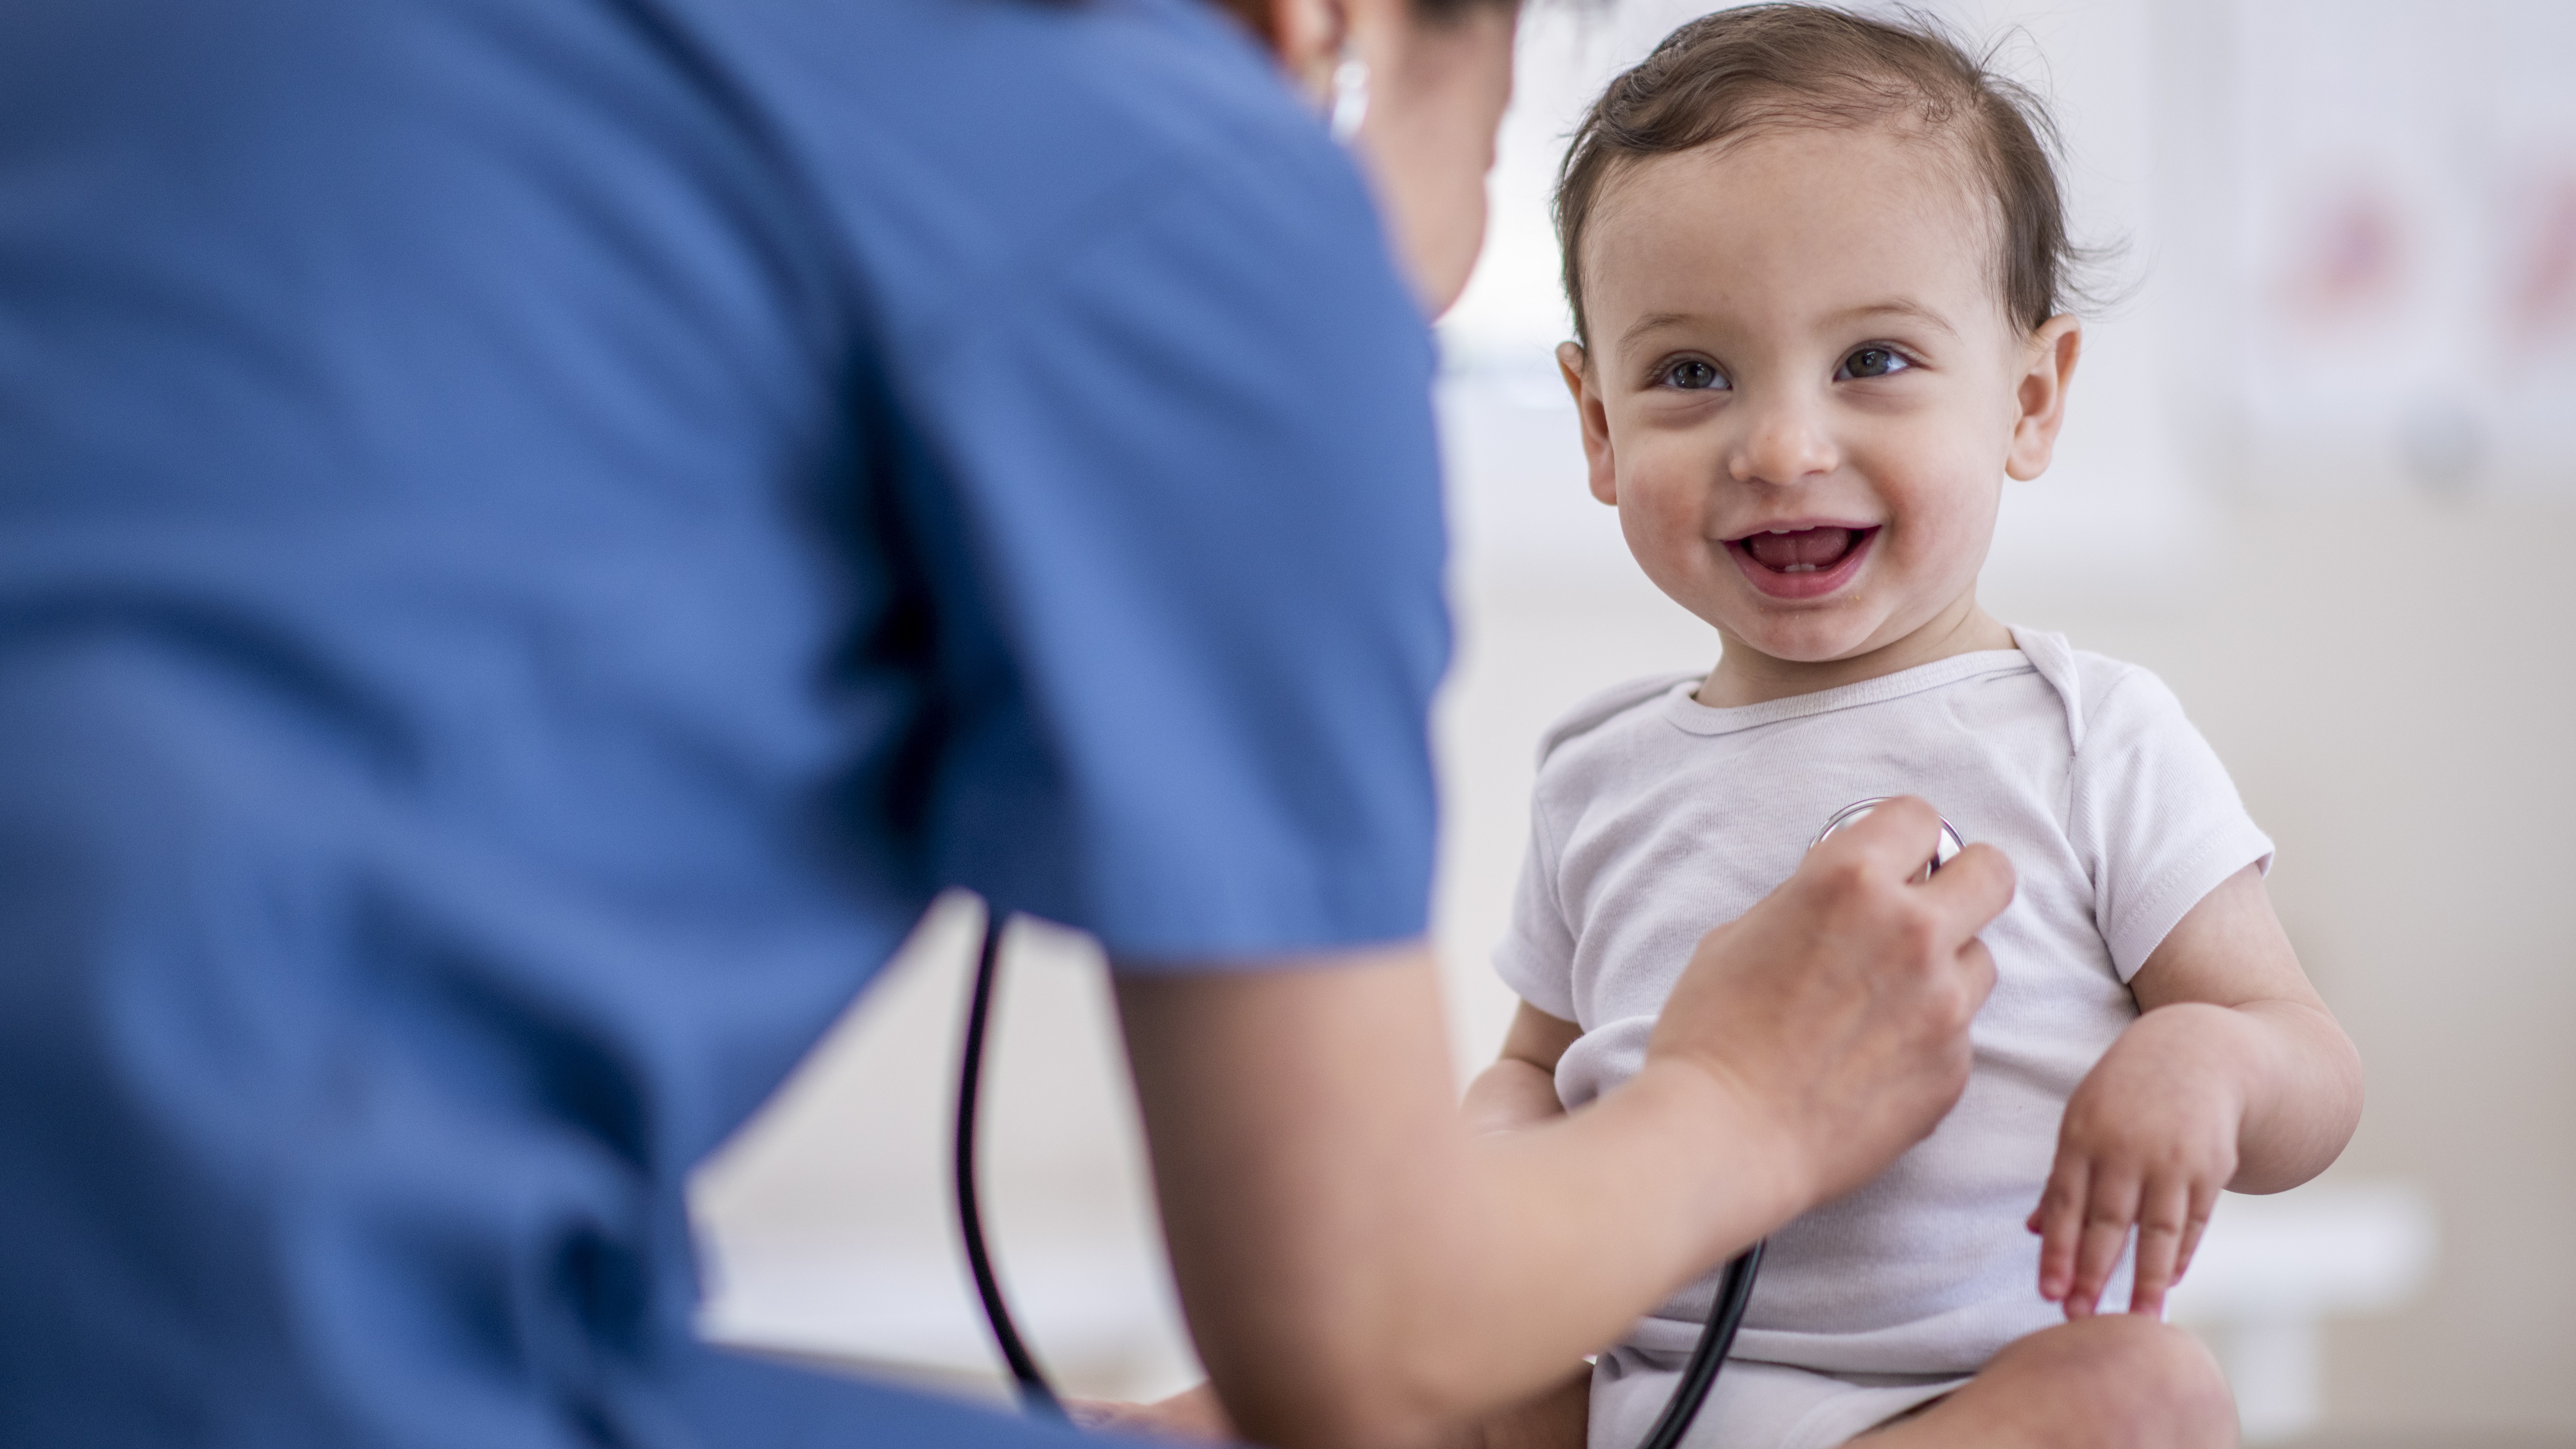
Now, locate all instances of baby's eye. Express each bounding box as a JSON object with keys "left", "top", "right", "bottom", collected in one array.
[
  {"left": 1837, "top": 346, "right": 1911, "bottom": 380},
  {"left": 1656, "top": 358, "right": 1728, "bottom": 391}
]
